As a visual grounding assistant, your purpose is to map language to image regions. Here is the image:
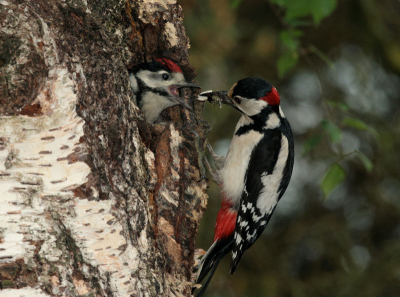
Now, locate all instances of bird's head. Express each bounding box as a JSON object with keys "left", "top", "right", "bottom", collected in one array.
[
  {"left": 199, "top": 78, "right": 280, "bottom": 117},
  {"left": 129, "top": 58, "right": 201, "bottom": 122}
]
